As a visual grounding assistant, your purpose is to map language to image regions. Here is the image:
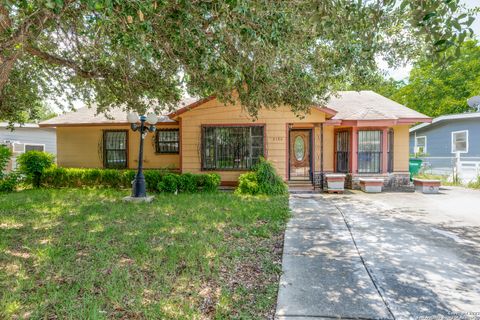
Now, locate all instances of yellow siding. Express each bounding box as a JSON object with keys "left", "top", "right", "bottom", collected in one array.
[
  {"left": 393, "top": 125, "right": 410, "bottom": 172},
  {"left": 56, "top": 125, "right": 180, "bottom": 169},
  {"left": 322, "top": 125, "right": 335, "bottom": 172},
  {"left": 179, "top": 98, "right": 326, "bottom": 181}
]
